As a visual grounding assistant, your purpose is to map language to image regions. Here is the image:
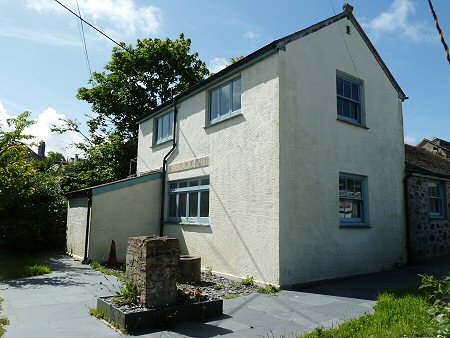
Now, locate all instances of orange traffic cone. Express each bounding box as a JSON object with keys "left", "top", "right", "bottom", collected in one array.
[{"left": 107, "top": 240, "right": 118, "bottom": 268}]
